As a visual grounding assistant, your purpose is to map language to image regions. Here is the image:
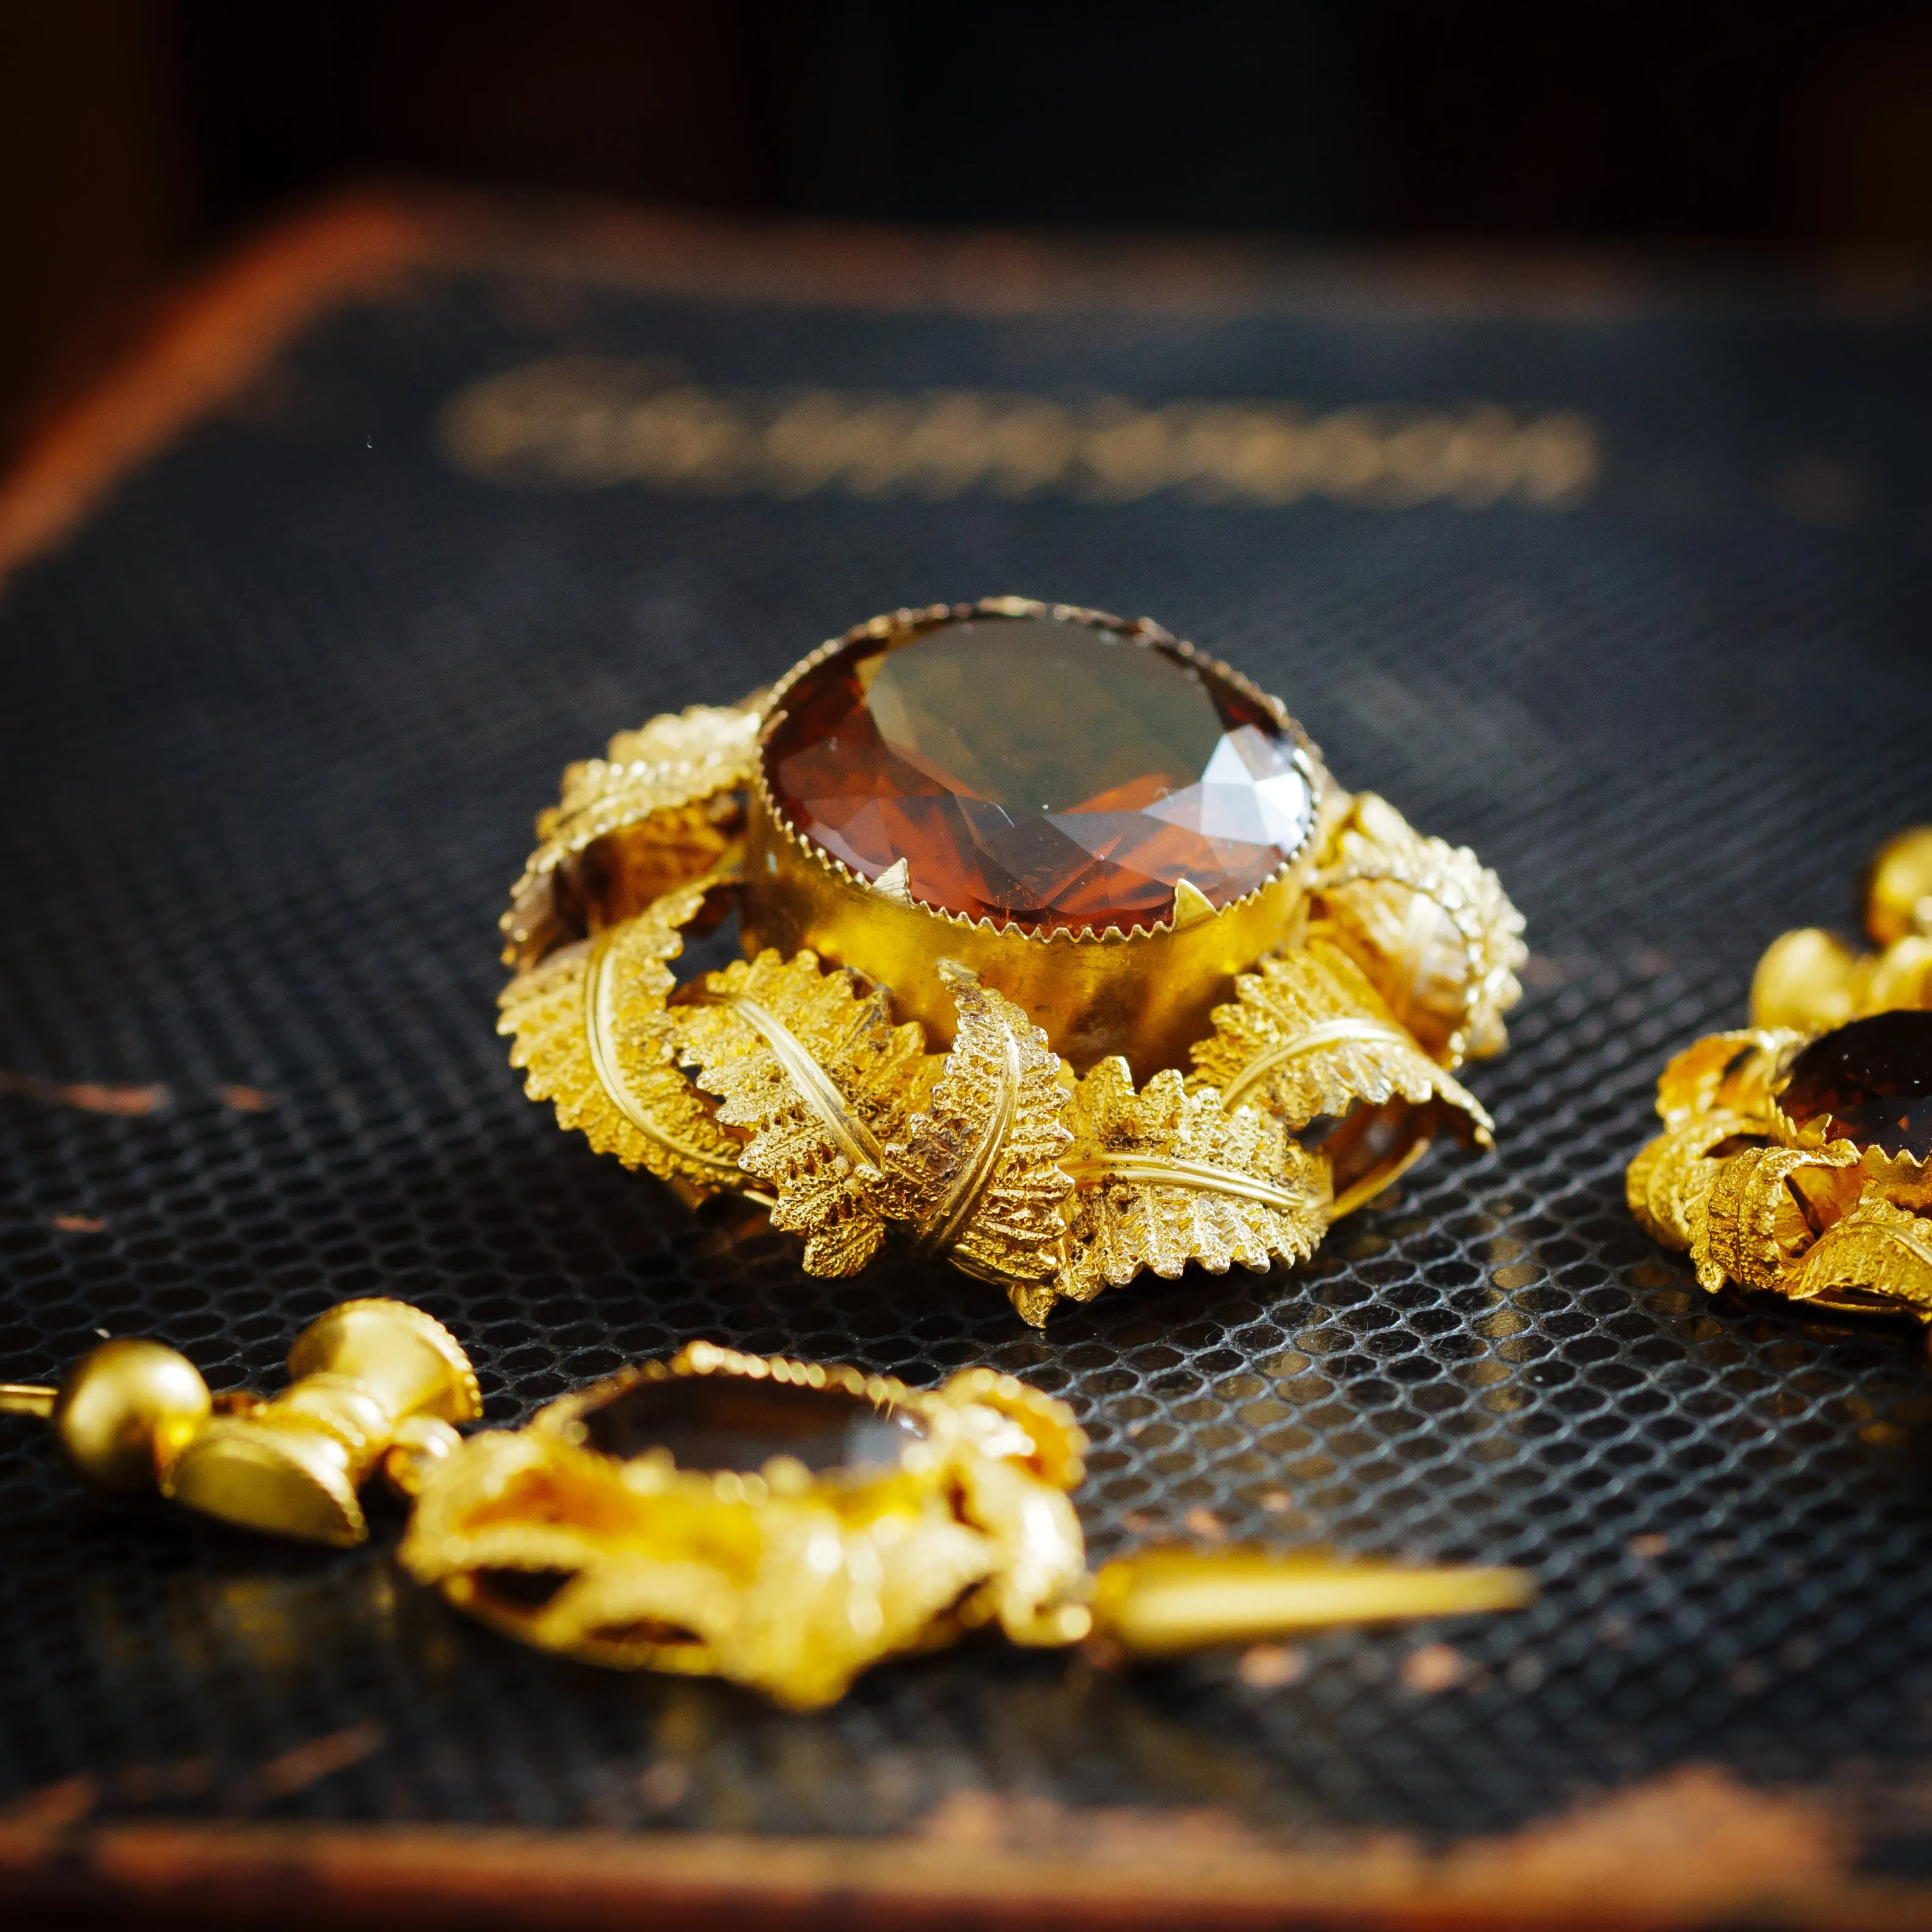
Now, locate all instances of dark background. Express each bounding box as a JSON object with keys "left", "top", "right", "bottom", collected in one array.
[{"left": 8, "top": 0, "right": 1932, "bottom": 461}]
